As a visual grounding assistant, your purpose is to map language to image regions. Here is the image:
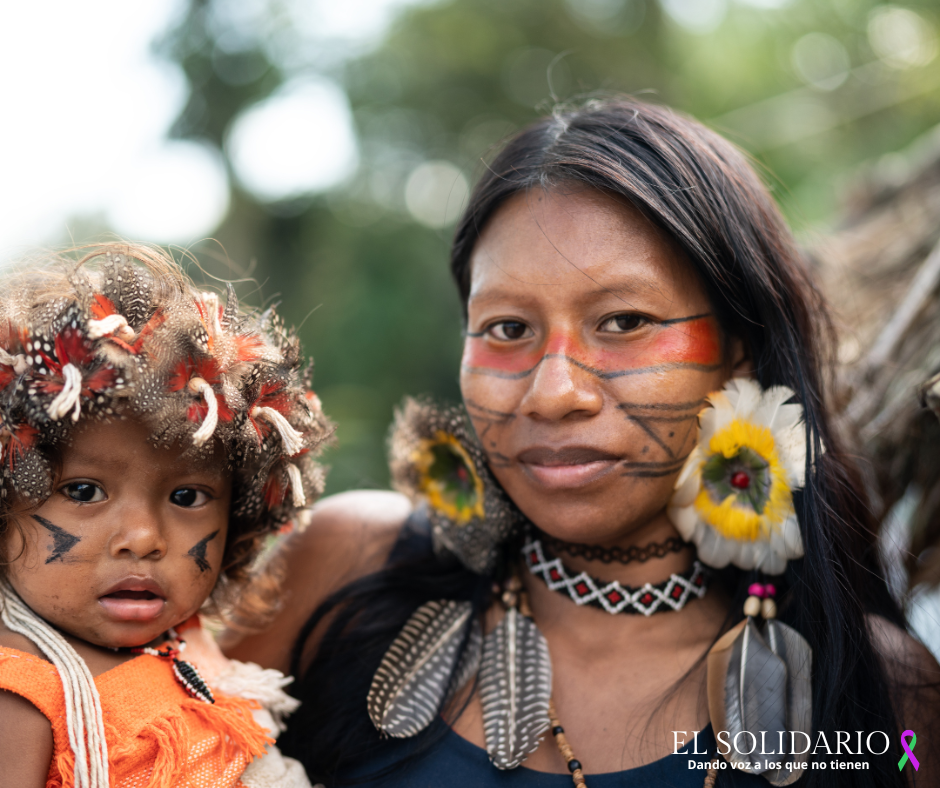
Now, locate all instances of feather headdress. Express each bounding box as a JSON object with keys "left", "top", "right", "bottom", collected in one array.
[{"left": 0, "top": 245, "right": 332, "bottom": 554}]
